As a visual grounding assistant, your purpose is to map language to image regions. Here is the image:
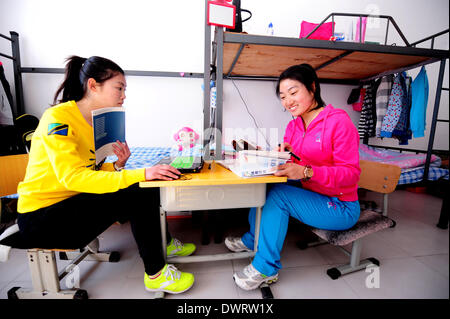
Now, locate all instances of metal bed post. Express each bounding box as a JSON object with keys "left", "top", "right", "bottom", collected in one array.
[
  {"left": 423, "top": 58, "right": 447, "bottom": 182},
  {"left": 359, "top": 15, "right": 362, "bottom": 43},
  {"left": 9, "top": 32, "right": 25, "bottom": 117},
  {"left": 203, "top": 0, "right": 211, "bottom": 157},
  {"left": 214, "top": 26, "right": 224, "bottom": 160},
  {"left": 384, "top": 19, "right": 390, "bottom": 45}
]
